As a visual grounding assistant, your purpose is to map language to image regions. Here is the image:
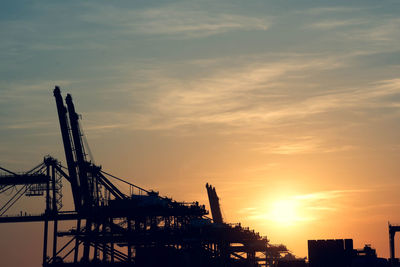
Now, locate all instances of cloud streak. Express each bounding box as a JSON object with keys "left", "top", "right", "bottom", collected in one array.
[
  {"left": 81, "top": 3, "right": 270, "bottom": 38},
  {"left": 65, "top": 50, "right": 400, "bottom": 159},
  {"left": 105, "top": 54, "right": 400, "bottom": 134},
  {"left": 309, "top": 19, "right": 366, "bottom": 30}
]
